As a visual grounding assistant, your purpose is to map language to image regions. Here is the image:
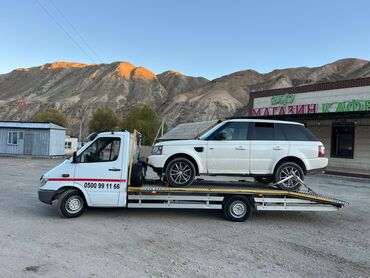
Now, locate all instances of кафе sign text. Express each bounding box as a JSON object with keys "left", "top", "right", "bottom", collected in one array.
[{"left": 252, "top": 93, "right": 370, "bottom": 116}]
